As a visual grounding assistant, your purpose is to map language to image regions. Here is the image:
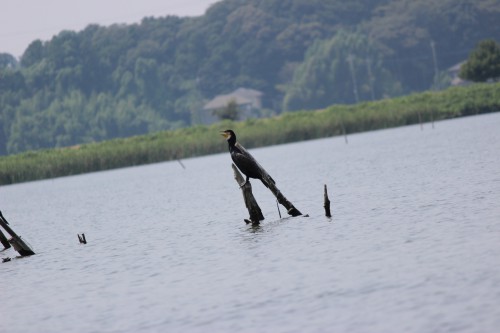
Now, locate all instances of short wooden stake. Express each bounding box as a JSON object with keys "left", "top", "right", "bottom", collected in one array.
[
  {"left": 340, "top": 118, "right": 348, "bottom": 144},
  {"left": 78, "top": 233, "right": 87, "bottom": 244},
  {"left": 177, "top": 159, "right": 186, "bottom": 169},
  {"left": 418, "top": 109, "right": 423, "bottom": 130},
  {"left": 324, "top": 185, "right": 332, "bottom": 218},
  {"left": 232, "top": 164, "right": 264, "bottom": 224}
]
